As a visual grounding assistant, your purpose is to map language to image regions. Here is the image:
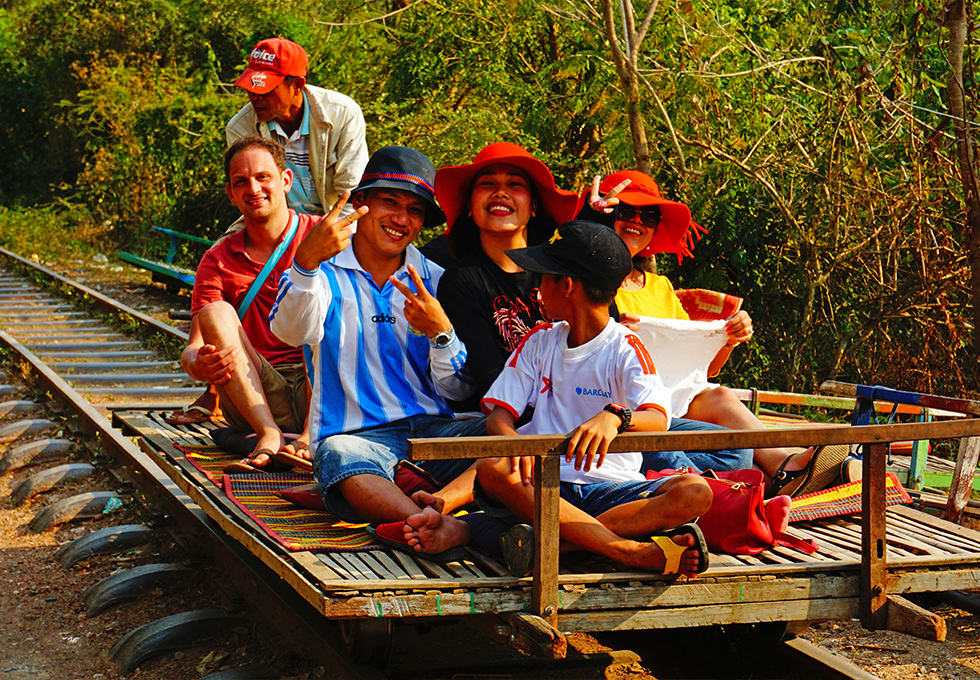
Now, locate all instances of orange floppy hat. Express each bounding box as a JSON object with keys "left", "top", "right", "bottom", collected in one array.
[
  {"left": 598, "top": 170, "right": 705, "bottom": 258},
  {"left": 435, "top": 143, "right": 579, "bottom": 236}
]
